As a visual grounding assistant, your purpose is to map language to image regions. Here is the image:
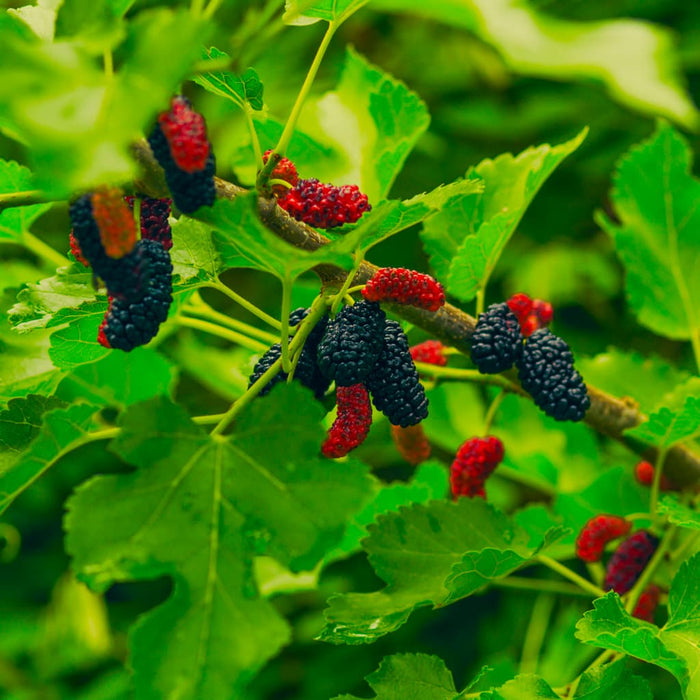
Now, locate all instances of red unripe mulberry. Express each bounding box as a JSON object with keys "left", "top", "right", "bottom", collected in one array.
[
  {"left": 450, "top": 436, "right": 504, "bottom": 500},
  {"left": 409, "top": 340, "right": 448, "bottom": 367},
  {"left": 158, "top": 95, "right": 210, "bottom": 173},
  {"left": 91, "top": 187, "right": 138, "bottom": 259},
  {"left": 391, "top": 423, "right": 431, "bottom": 465},
  {"left": 263, "top": 149, "right": 299, "bottom": 196},
  {"left": 632, "top": 584, "right": 661, "bottom": 623},
  {"left": 604, "top": 530, "right": 659, "bottom": 595},
  {"left": 70, "top": 230, "right": 89, "bottom": 266},
  {"left": 575, "top": 515, "right": 631, "bottom": 563},
  {"left": 507, "top": 292, "right": 553, "bottom": 337},
  {"left": 322, "top": 384, "right": 373, "bottom": 458},
  {"left": 362, "top": 268, "right": 446, "bottom": 312},
  {"left": 635, "top": 461, "right": 674, "bottom": 491}
]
